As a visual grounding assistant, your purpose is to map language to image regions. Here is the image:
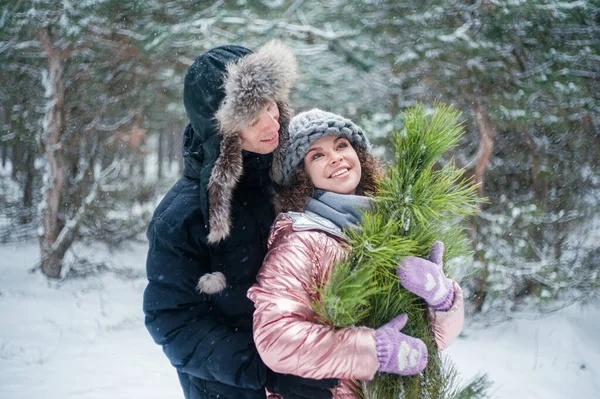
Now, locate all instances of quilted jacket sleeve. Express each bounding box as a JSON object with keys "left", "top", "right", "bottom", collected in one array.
[{"left": 144, "top": 216, "right": 267, "bottom": 390}]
